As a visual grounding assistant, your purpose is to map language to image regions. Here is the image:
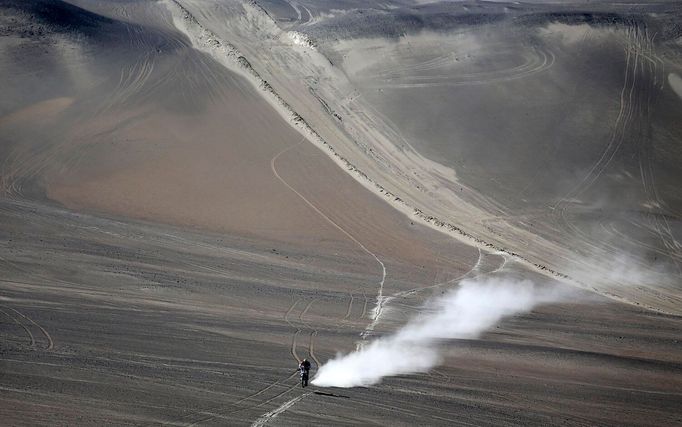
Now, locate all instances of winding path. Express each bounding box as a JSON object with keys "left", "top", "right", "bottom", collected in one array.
[{"left": 270, "top": 139, "right": 388, "bottom": 328}]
